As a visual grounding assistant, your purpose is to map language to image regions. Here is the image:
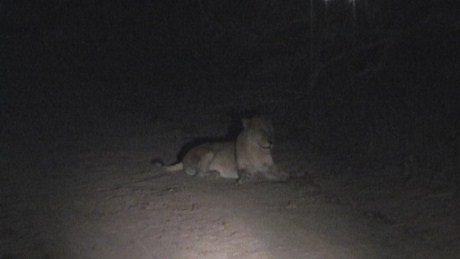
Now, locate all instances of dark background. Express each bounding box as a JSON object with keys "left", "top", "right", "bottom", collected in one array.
[{"left": 1, "top": 0, "right": 459, "bottom": 181}]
